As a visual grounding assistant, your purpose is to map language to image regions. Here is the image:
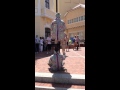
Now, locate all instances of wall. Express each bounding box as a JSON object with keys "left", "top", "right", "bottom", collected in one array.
[
  {"left": 63, "top": 4, "right": 85, "bottom": 40},
  {"left": 58, "top": 0, "right": 85, "bottom": 19}
]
